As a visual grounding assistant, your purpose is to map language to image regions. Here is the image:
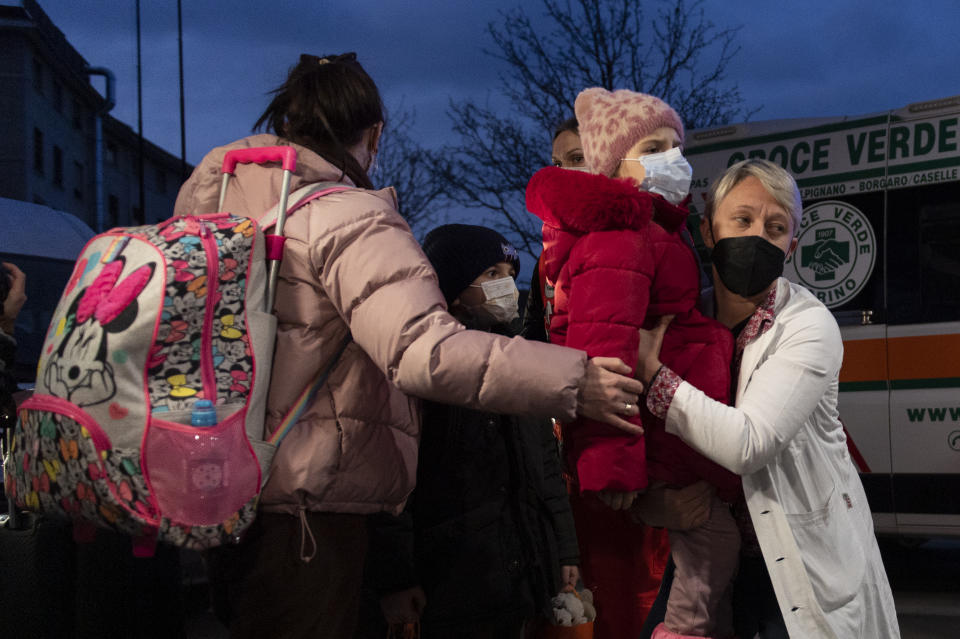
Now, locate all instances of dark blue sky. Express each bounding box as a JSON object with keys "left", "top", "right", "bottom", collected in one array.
[{"left": 38, "top": 0, "right": 958, "bottom": 166}]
